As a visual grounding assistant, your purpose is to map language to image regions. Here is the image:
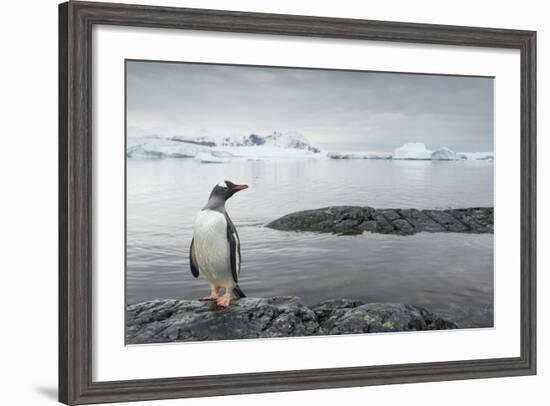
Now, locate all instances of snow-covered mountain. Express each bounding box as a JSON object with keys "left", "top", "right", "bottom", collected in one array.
[
  {"left": 126, "top": 131, "right": 323, "bottom": 161},
  {"left": 219, "top": 131, "right": 321, "bottom": 153},
  {"left": 169, "top": 136, "right": 217, "bottom": 147}
]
